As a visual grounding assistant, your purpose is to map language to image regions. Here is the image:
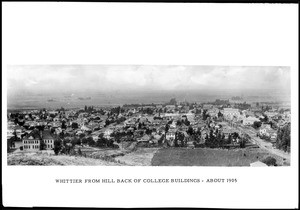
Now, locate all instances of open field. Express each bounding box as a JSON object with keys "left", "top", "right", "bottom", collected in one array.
[
  {"left": 151, "top": 147, "right": 289, "bottom": 166},
  {"left": 115, "top": 148, "right": 160, "bottom": 166},
  {"left": 7, "top": 145, "right": 289, "bottom": 166}
]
